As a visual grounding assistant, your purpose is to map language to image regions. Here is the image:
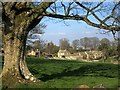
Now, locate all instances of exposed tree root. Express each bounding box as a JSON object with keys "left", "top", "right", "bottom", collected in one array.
[
  {"left": 1, "top": 71, "right": 42, "bottom": 88},
  {"left": 19, "top": 59, "right": 41, "bottom": 82},
  {"left": 0, "top": 61, "right": 42, "bottom": 88}
]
